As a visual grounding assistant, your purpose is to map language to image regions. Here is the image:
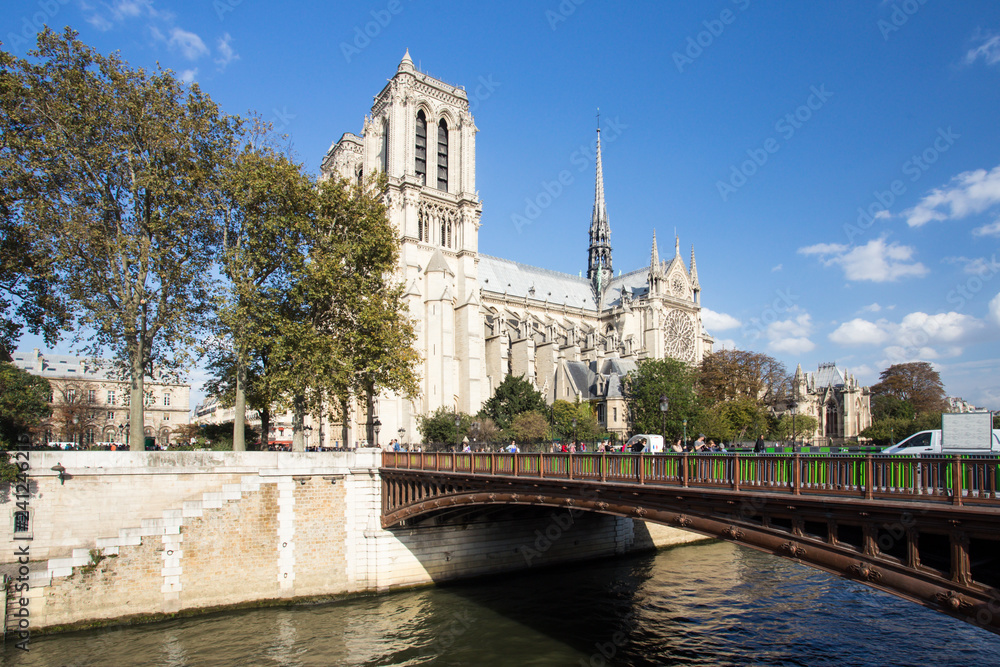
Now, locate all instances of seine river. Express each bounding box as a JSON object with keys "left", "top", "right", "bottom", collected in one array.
[{"left": 5, "top": 541, "right": 1000, "bottom": 666}]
